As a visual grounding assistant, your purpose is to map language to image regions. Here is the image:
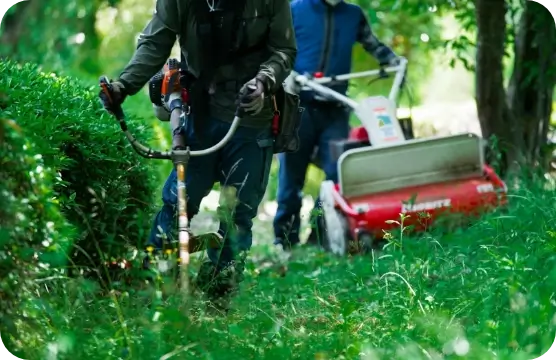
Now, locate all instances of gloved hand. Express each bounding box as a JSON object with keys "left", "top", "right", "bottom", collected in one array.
[
  {"left": 388, "top": 56, "right": 402, "bottom": 67},
  {"left": 99, "top": 80, "right": 127, "bottom": 114},
  {"left": 284, "top": 70, "right": 301, "bottom": 95},
  {"left": 238, "top": 78, "right": 265, "bottom": 115}
]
